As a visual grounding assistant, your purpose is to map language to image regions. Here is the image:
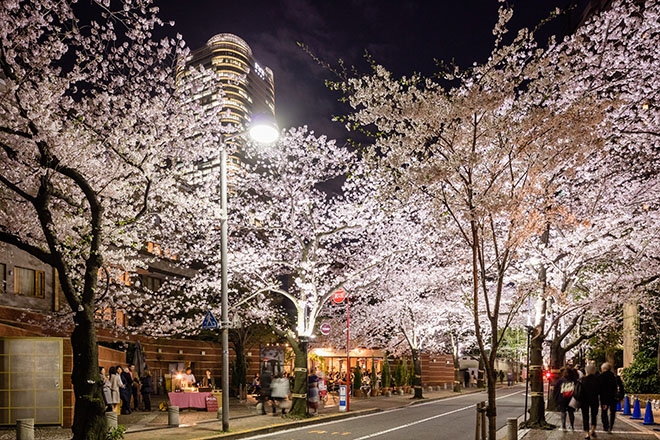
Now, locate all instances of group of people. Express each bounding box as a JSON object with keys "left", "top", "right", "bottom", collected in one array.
[
  {"left": 176, "top": 367, "right": 215, "bottom": 390},
  {"left": 553, "top": 362, "right": 625, "bottom": 439},
  {"left": 99, "top": 364, "right": 154, "bottom": 414},
  {"left": 255, "top": 367, "right": 324, "bottom": 416},
  {"left": 257, "top": 370, "right": 292, "bottom": 416}
]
